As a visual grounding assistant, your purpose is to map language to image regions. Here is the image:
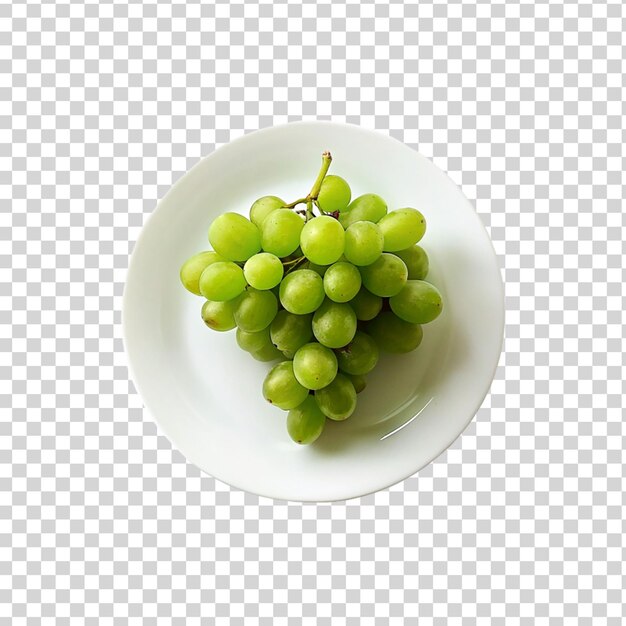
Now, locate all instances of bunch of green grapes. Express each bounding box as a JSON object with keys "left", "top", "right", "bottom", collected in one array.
[{"left": 180, "top": 152, "right": 444, "bottom": 445}]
